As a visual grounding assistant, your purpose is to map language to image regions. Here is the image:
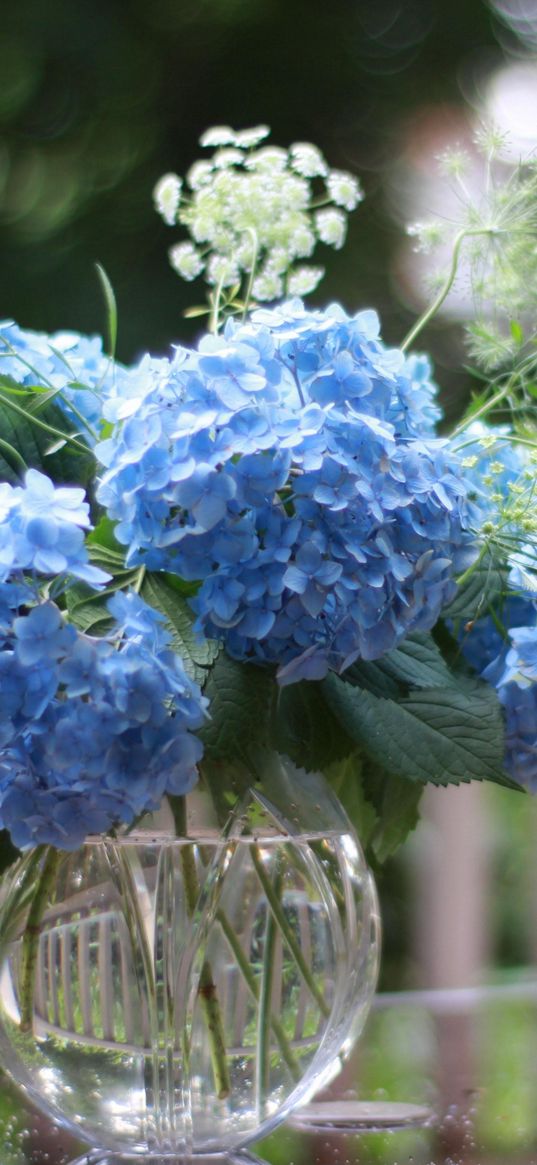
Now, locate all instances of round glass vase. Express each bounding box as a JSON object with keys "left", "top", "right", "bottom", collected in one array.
[{"left": 0, "top": 755, "right": 380, "bottom": 1161}]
